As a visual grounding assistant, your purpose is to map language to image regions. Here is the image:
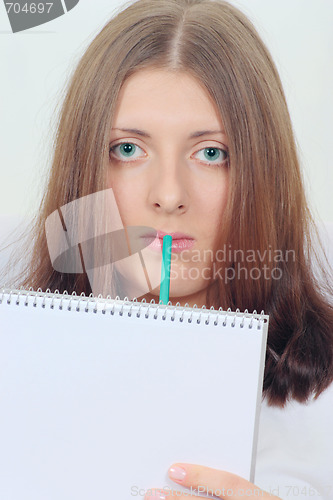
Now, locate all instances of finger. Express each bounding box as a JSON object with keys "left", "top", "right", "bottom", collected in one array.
[{"left": 167, "top": 463, "right": 278, "bottom": 499}]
